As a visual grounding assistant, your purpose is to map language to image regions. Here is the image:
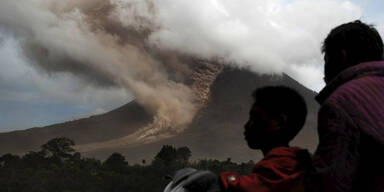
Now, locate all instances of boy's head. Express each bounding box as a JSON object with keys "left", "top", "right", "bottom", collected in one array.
[{"left": 244, "top": 86, "right": 307, "bottom": 150}]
